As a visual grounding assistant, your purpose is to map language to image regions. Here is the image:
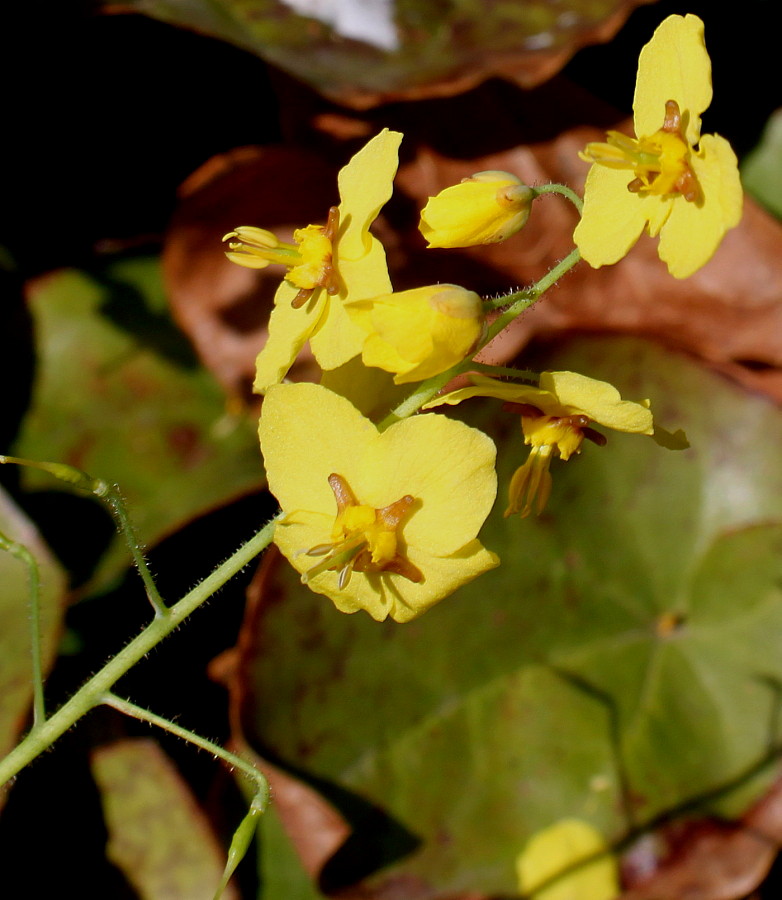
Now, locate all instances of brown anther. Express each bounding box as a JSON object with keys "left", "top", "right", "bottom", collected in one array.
[
  {"left": 662, "top": 99, "right": 682, "bottom": 134},
  {"left": 291, "top": 288, "right": 315, "bottom": 309},
  {"left": 558, "top": 415, "right": 591, "bottom": 429},
  {"left": 376, "top": 494, "right": 416, "bottom": 530},
  {"left": 583, "top": 427, "right": 607, "bottom": 447},
  {"left": 627, "top": 177, "right": 645, "bottom": 194},
  {"left": 328, "top": 473, "right": 358, "bottom": 511},
  {"left": 674, "top": 169, "right": 701, "bottom": 203}
]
